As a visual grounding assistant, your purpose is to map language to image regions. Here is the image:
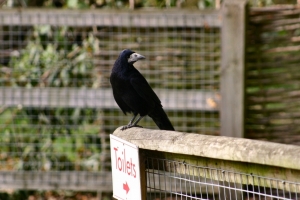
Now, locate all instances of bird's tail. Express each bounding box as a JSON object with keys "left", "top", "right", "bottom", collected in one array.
[{"left": 149, "top": 106, "right": 175, "bottom": 131}]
